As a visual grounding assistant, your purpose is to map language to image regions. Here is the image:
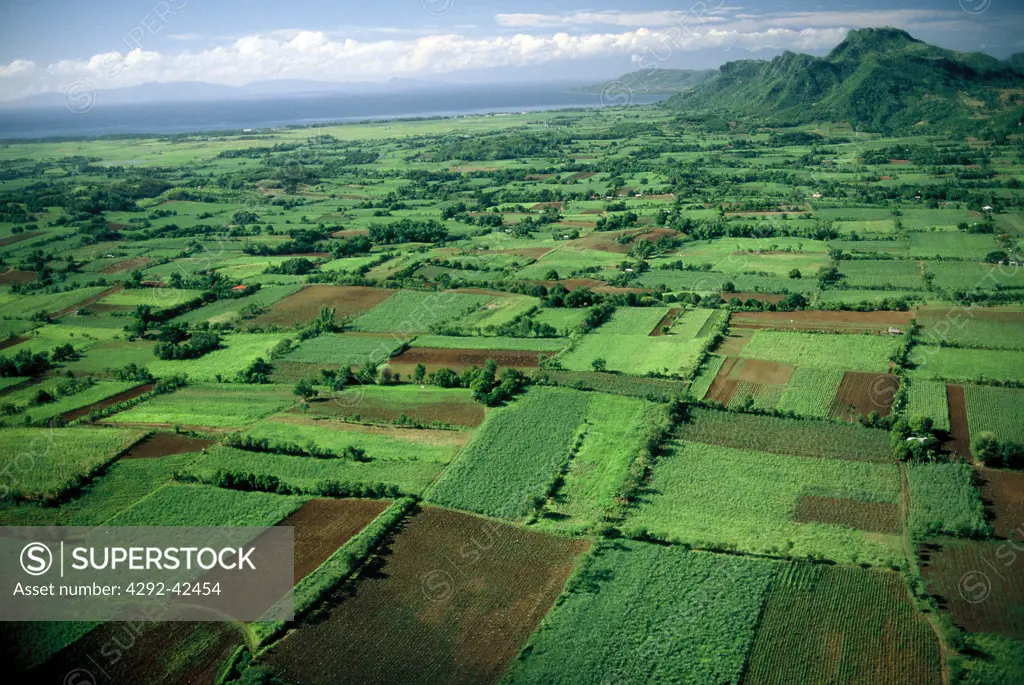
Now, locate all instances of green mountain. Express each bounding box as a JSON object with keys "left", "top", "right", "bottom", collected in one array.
[
  {"left": 580, "top": 69, "right": 717, "bottom": 94},
  {"left": 663, "top": 28, "right": 1024, "bottom": 133}
]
